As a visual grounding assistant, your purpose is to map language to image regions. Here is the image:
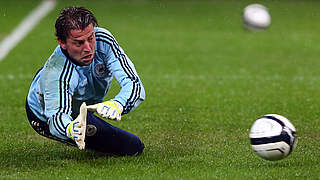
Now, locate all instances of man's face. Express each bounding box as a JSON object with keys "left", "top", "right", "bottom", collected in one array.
[{"left": 58, "top": 24, "right": 96, "bottom": 66}]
